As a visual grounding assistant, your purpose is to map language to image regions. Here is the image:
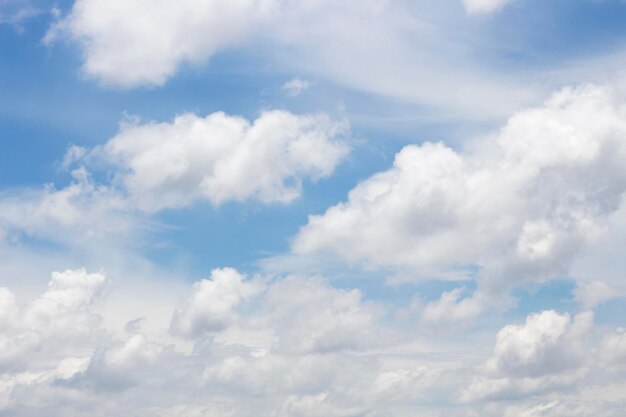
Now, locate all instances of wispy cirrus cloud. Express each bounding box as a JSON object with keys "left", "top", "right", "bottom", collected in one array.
[
  {"left": 43, "top": 0, "right": 540, "bottom": 120},
  {"left": 460, "top": 0, "right": 518, "bottom": 15}
]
